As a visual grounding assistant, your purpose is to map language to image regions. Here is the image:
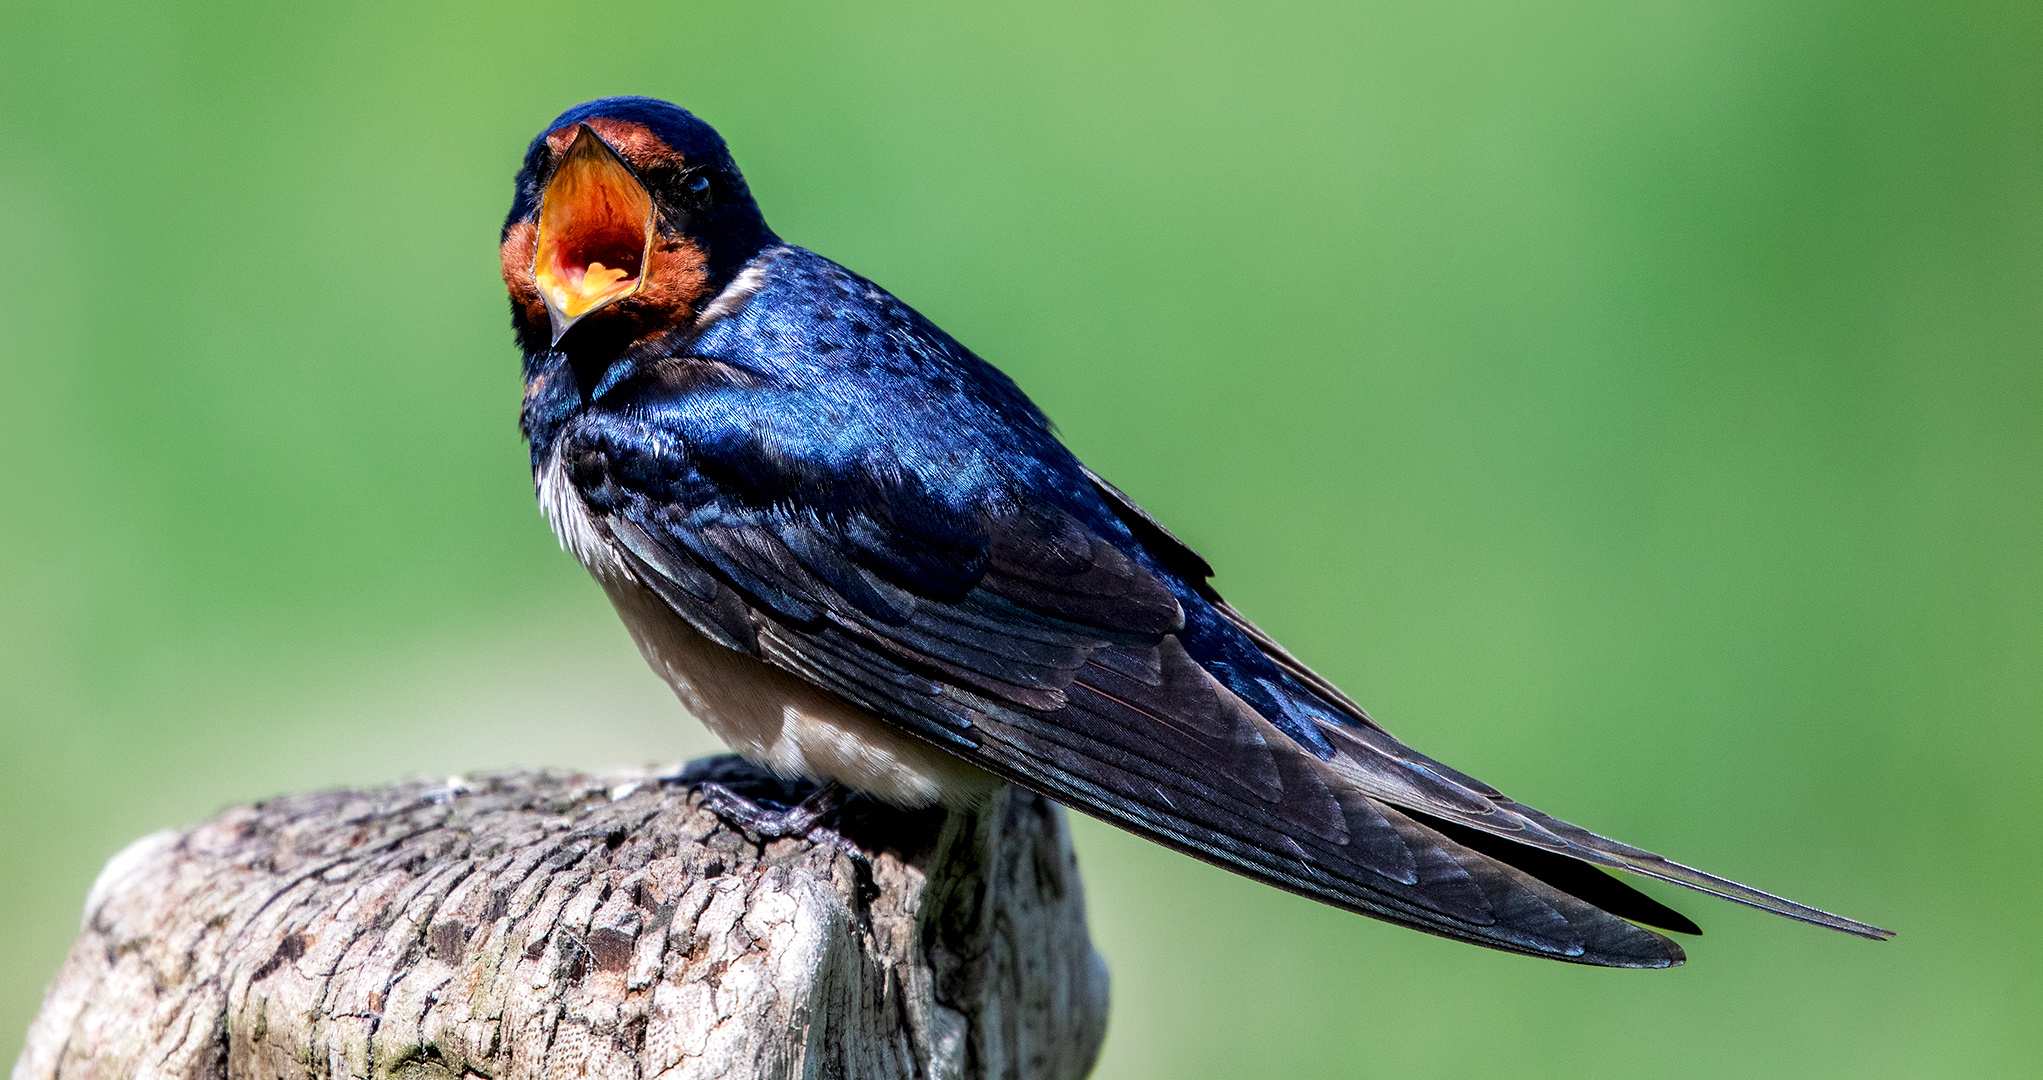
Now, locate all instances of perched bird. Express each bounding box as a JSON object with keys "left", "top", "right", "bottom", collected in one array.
[{"left": 502, "top": 96, "right": 1888, "bottom": 967}]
